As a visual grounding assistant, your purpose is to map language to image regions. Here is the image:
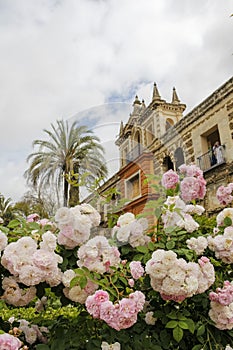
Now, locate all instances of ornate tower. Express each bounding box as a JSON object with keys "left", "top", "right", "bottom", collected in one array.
[{"left": 116, "top": 82, "right": 186, "bottom": 168}]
